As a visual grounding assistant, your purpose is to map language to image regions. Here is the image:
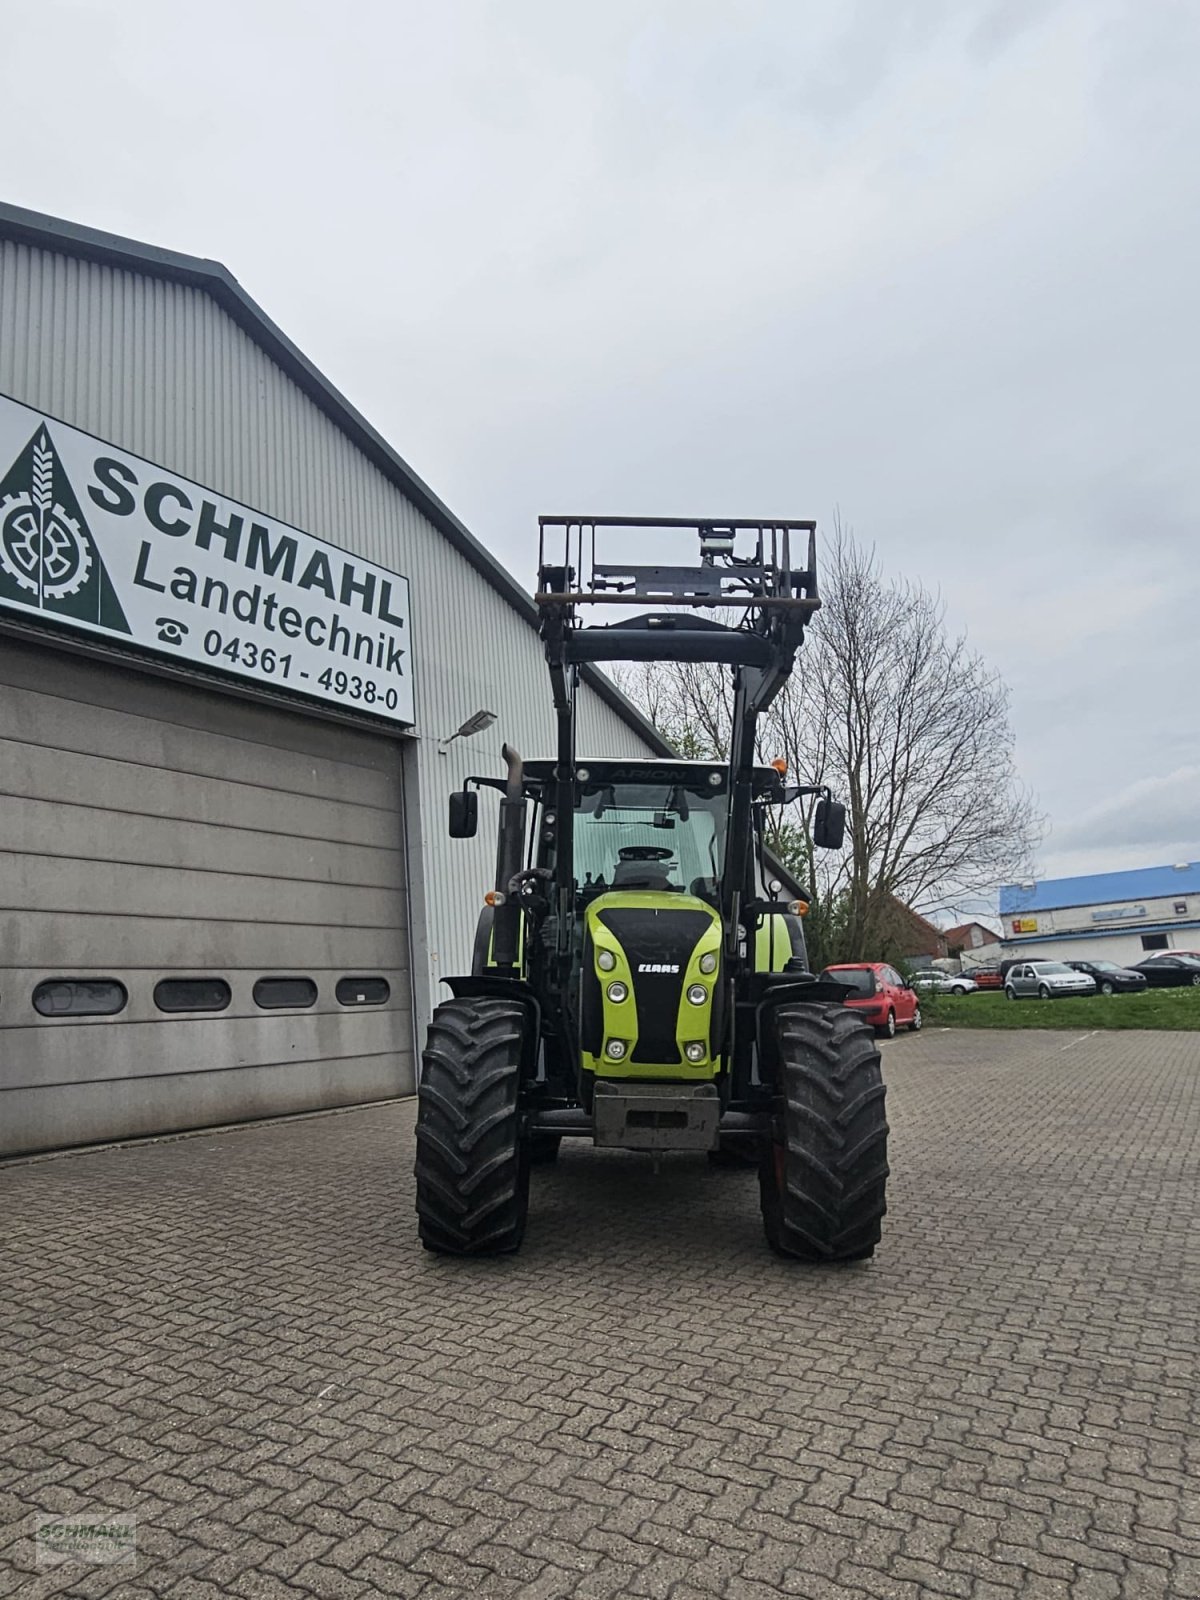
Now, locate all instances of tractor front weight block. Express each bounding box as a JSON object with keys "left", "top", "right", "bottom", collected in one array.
[{"left": 592, "top": 1081, "right": 721, "bottom": 1152}]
